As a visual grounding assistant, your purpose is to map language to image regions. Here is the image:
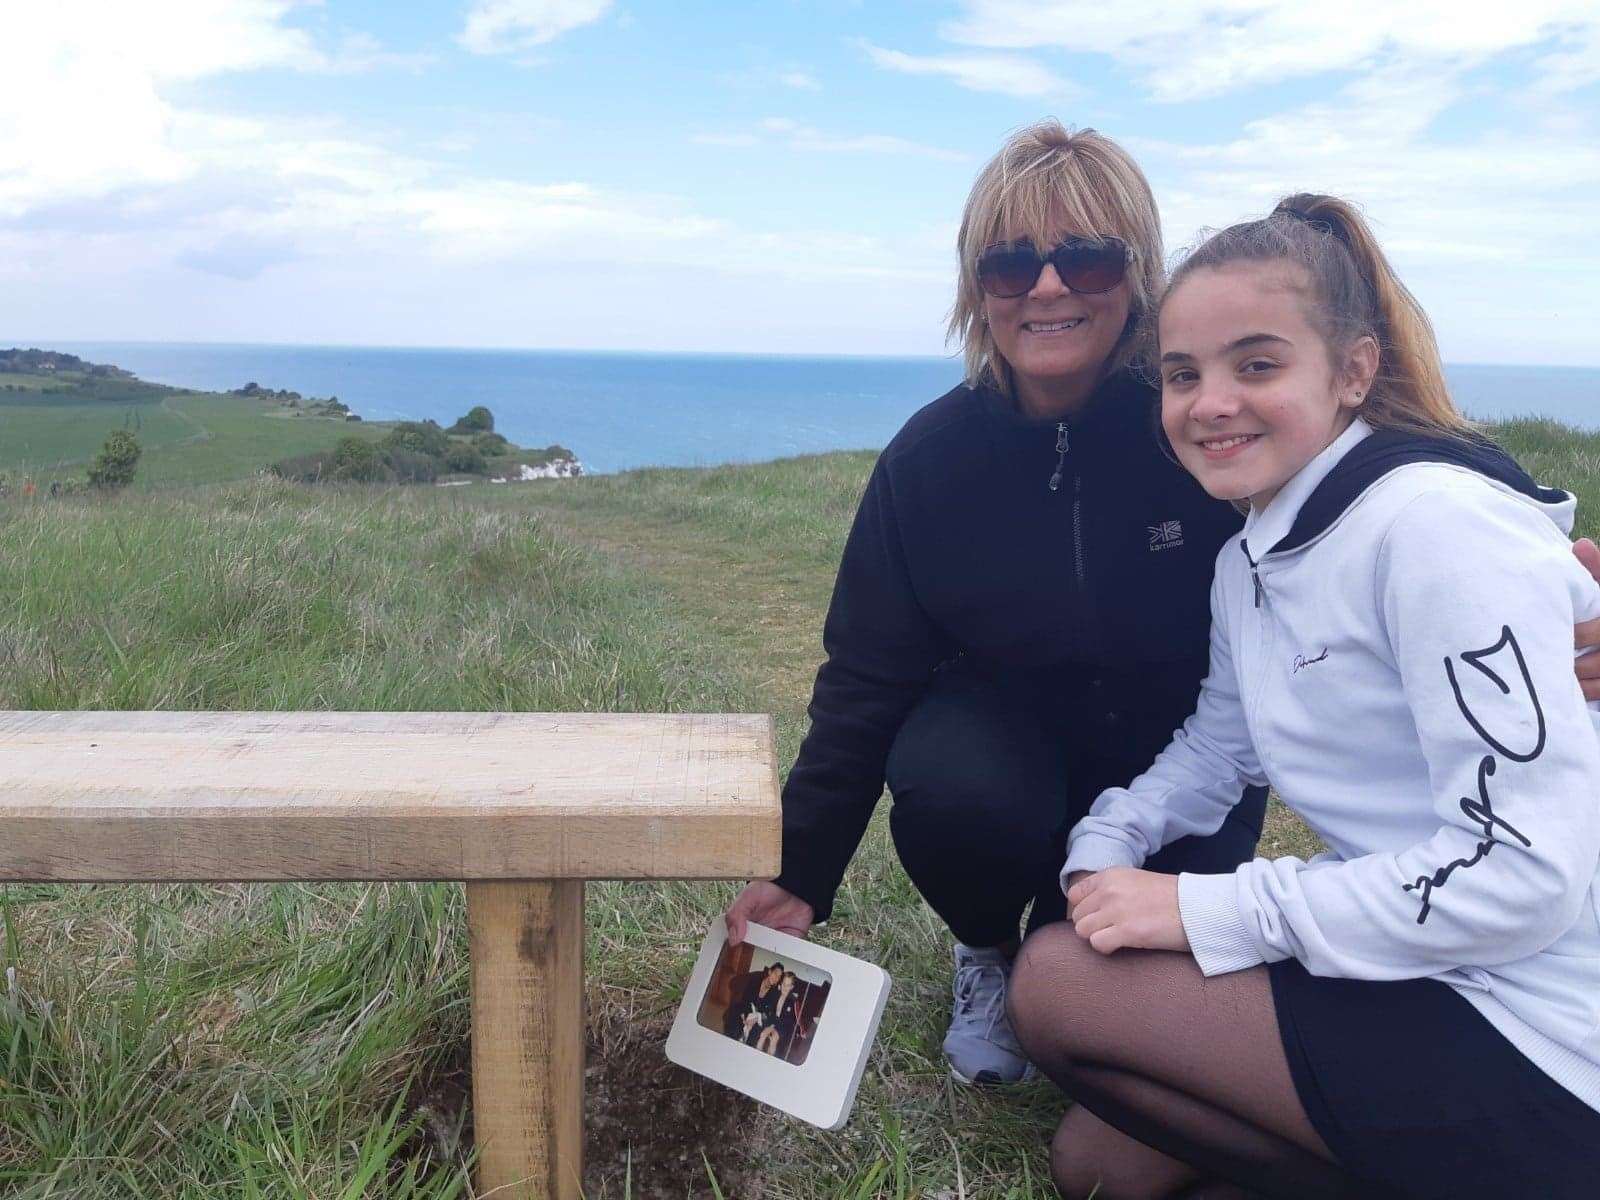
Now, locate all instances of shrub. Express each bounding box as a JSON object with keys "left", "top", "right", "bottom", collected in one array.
[
  {"left": 447, "top": 405, "right": 494, "bottom": 434},
  {"left": 269, "top": 450, "right": 336, "bottom": 482},
  {"left": 384, "top": 447, "right": 438, "bottom": 484},
  {"left": 443, "top": 443, "right": 487, "bottom": 474},
  {"left": 472, "top": 431, "right": 511, "bottom": 454},
  {"left": 382, "top": 420, "right": 450, "bottom": 458},
  {"left": 331, "top": 437, "right": 384, "bottom": 482},
  {"left": 86, "top": 430, "right": 140, "bottom": 490}
]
